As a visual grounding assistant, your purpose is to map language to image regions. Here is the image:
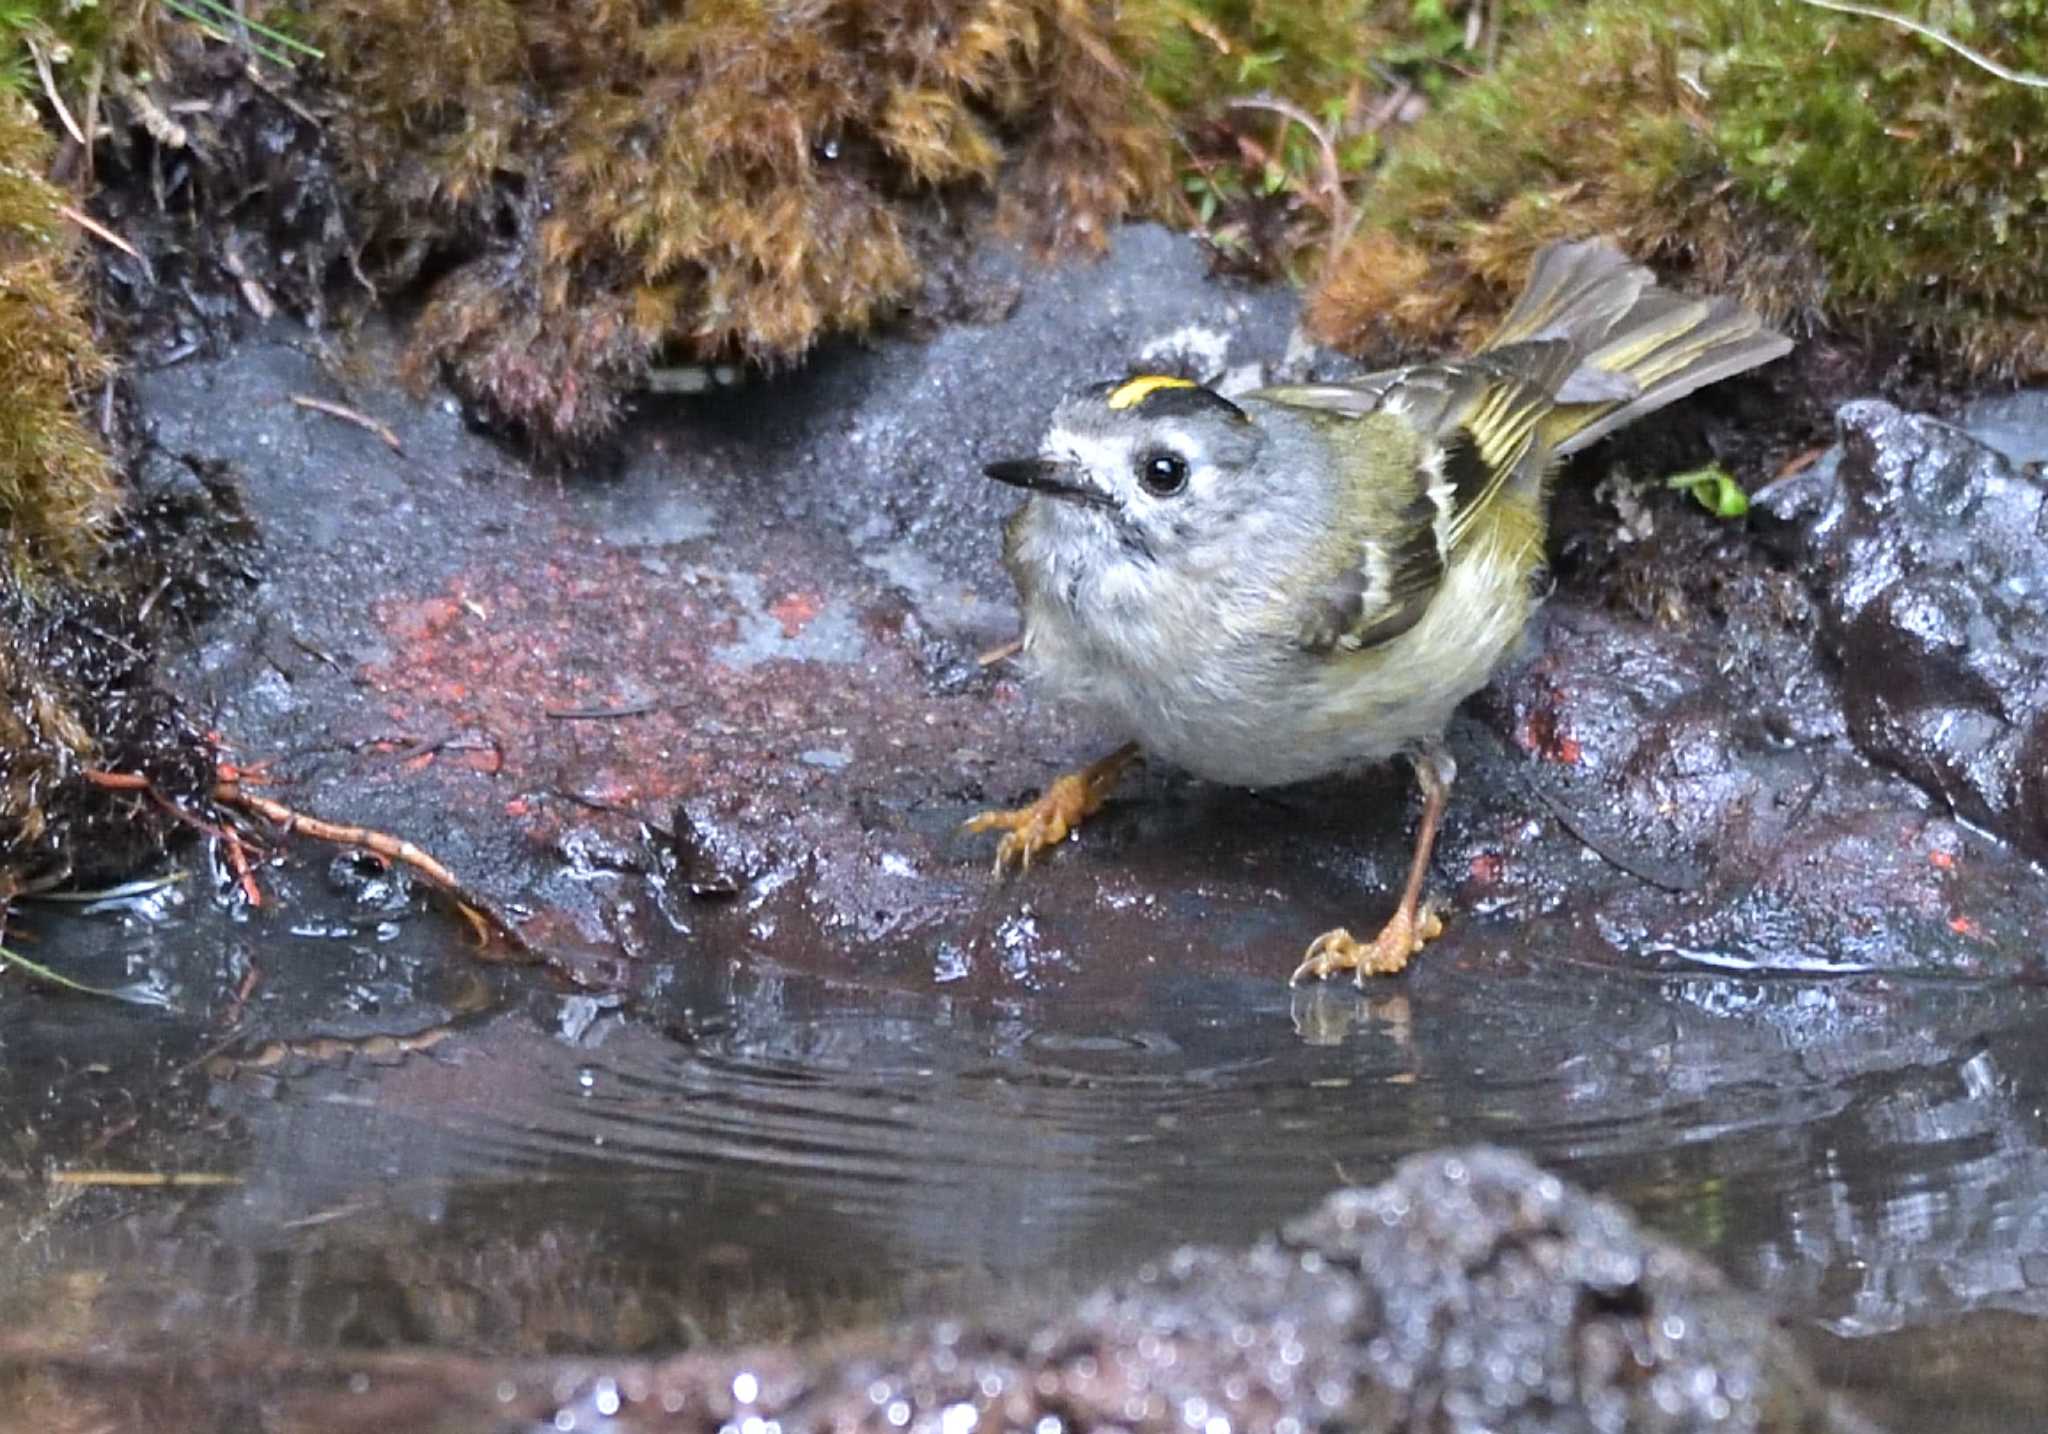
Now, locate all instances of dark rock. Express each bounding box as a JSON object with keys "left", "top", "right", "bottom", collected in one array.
[
  {"left": 1770, "top": 400, "right": 2048, "bottom": 854},
  {"left": 0, "top": 1149, "right": 1876, "bottom": 1434}
]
